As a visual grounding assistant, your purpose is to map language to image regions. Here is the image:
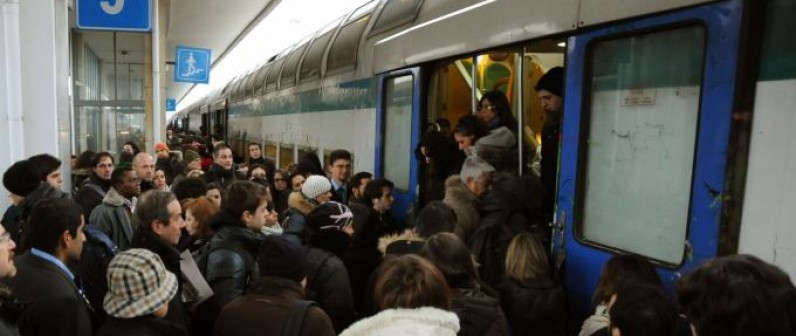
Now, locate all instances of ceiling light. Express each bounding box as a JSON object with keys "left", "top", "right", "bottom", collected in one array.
[{"left": 557, "top": 42, "right": 566, "bottom": 47}]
